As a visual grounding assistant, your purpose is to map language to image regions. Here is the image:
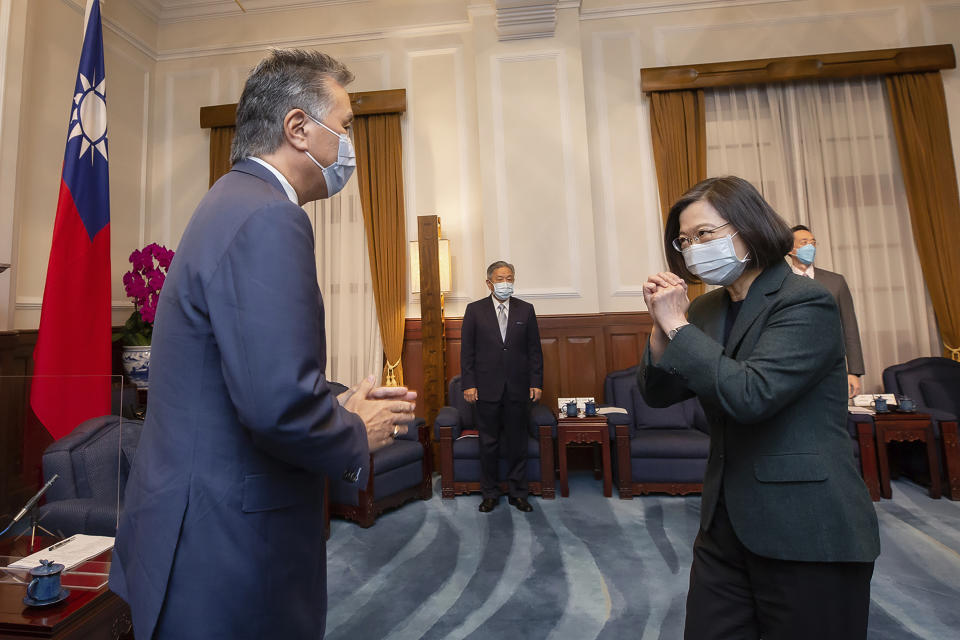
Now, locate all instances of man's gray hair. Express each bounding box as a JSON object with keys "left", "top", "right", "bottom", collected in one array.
[
  {"left": 486, "top": 260, "right": 515, "bottom": 280},
  {"left": 230, "top": 49, "right": 354, "bottom": 164}
]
